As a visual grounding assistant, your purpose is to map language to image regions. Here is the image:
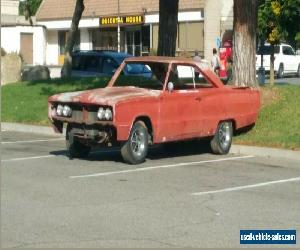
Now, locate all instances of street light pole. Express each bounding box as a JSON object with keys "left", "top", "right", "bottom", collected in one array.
[{"left": 117, "top": 0, "right": 120, "bottom": 53}]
